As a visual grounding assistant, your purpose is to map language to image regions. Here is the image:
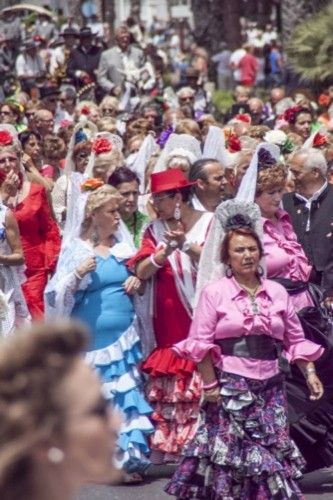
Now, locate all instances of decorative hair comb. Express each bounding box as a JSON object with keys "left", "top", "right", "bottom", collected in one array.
[
  {"left": 257, "top": 147, "right": 277, "bottom": 170},
  {"left": 225, "top": 213, "right": 254, "bottom": 231}
]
